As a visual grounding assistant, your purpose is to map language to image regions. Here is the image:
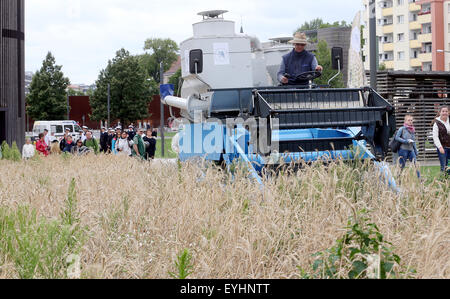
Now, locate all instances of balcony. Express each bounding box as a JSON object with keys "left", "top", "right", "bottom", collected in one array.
[
  {"left": 419, "top": 52, "right": 432, "bottom": 62},
  {"left": 418, "top": 33, "right": 432, "bottom": 43},
  {"left": 383, "top": 25, "right": 394, "bottom": 34},
  {"left": 383, "top": 43, "right": 394, "bottom": 52},
  {"left": 409, "top": 3, "right": 421, "bottom": 11},
  {"left": 410, "top": 39, "right": 421, "bottom": 48},
  {"left": 382, "top": 7, "right": 394, "bottom": 17},
  {"left": 410, "top": 58, "right": 422, "bottom": 67},
  {"left": 409, "top": 21, "right": 421, "bottom": 30},
  {"left": 418, "top": 13, "right": 432, "bottom": 24},
  {"left": 382, "top": 60, "right": 394, "bottom": 69}
]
